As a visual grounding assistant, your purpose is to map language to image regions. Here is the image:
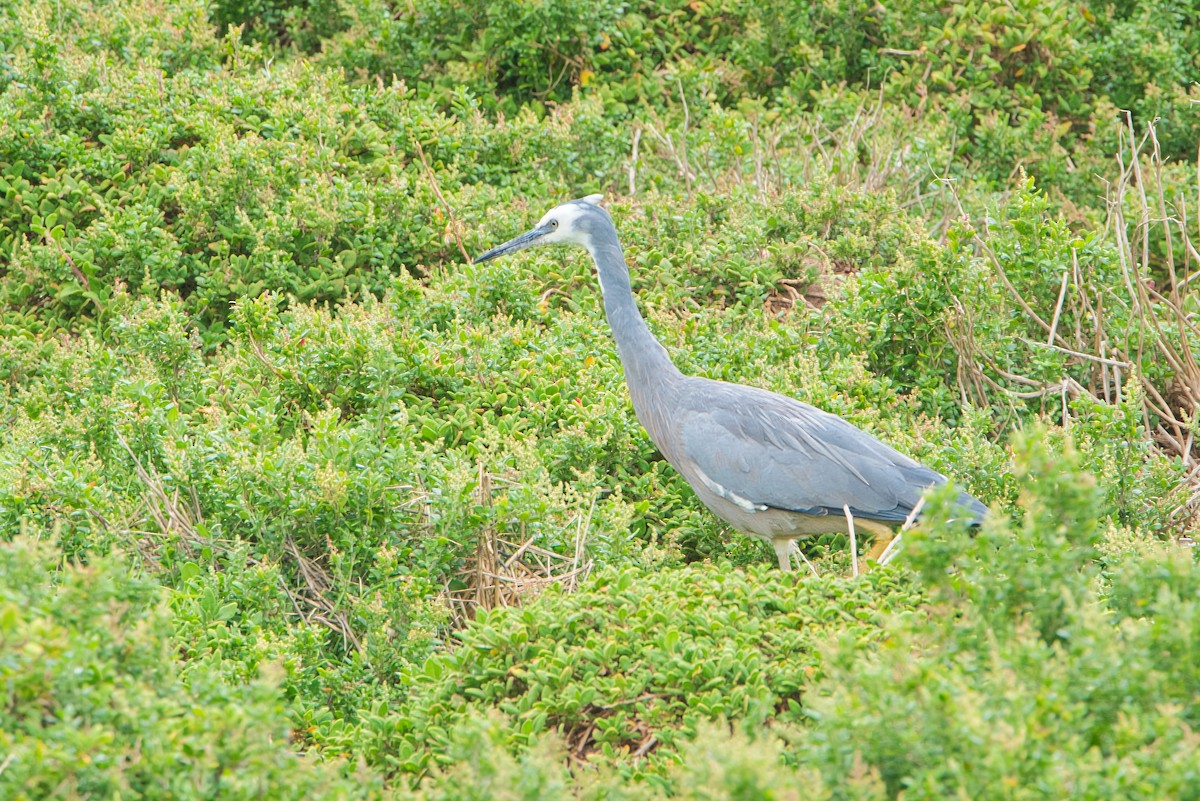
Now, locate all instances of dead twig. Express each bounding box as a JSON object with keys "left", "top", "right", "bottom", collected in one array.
[
  {"left": 843, "top": 505, "right": 859, "bottom": 578},
  {"left": 413, "top": 138, "right": 471, "bottom": 264},
  {"left": 878, "top": 497, "right": 925, "bottom": 566},
  {"left": 442, "top": 465, "right": 596, "bottom": 626}
]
